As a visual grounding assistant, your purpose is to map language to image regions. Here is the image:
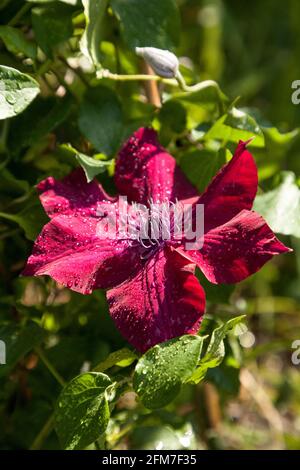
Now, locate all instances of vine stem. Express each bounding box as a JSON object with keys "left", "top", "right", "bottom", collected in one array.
[
  {"left": 30, "top": 347, "right": 66, "bottom": 450},
  {"left": 36, "top": 59, "right": 53, "bottom": 77},
  {"left": 8, "top": 2, "right": 31, "bottom": 26},
  {"left": 30, "top": 414, "right": 55, "bottom": 450},
  {"left": 97, "top": 68, "right": 221, "bottom": 96},
  {"left": 35, "top": 346, "right": 66, "bottom": 387},
  {"left": 175, "top": 70, "right": 221, "bottom": 94},
  {"left": 97, "top": 68, "right": 177, "bottom": 86}
]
